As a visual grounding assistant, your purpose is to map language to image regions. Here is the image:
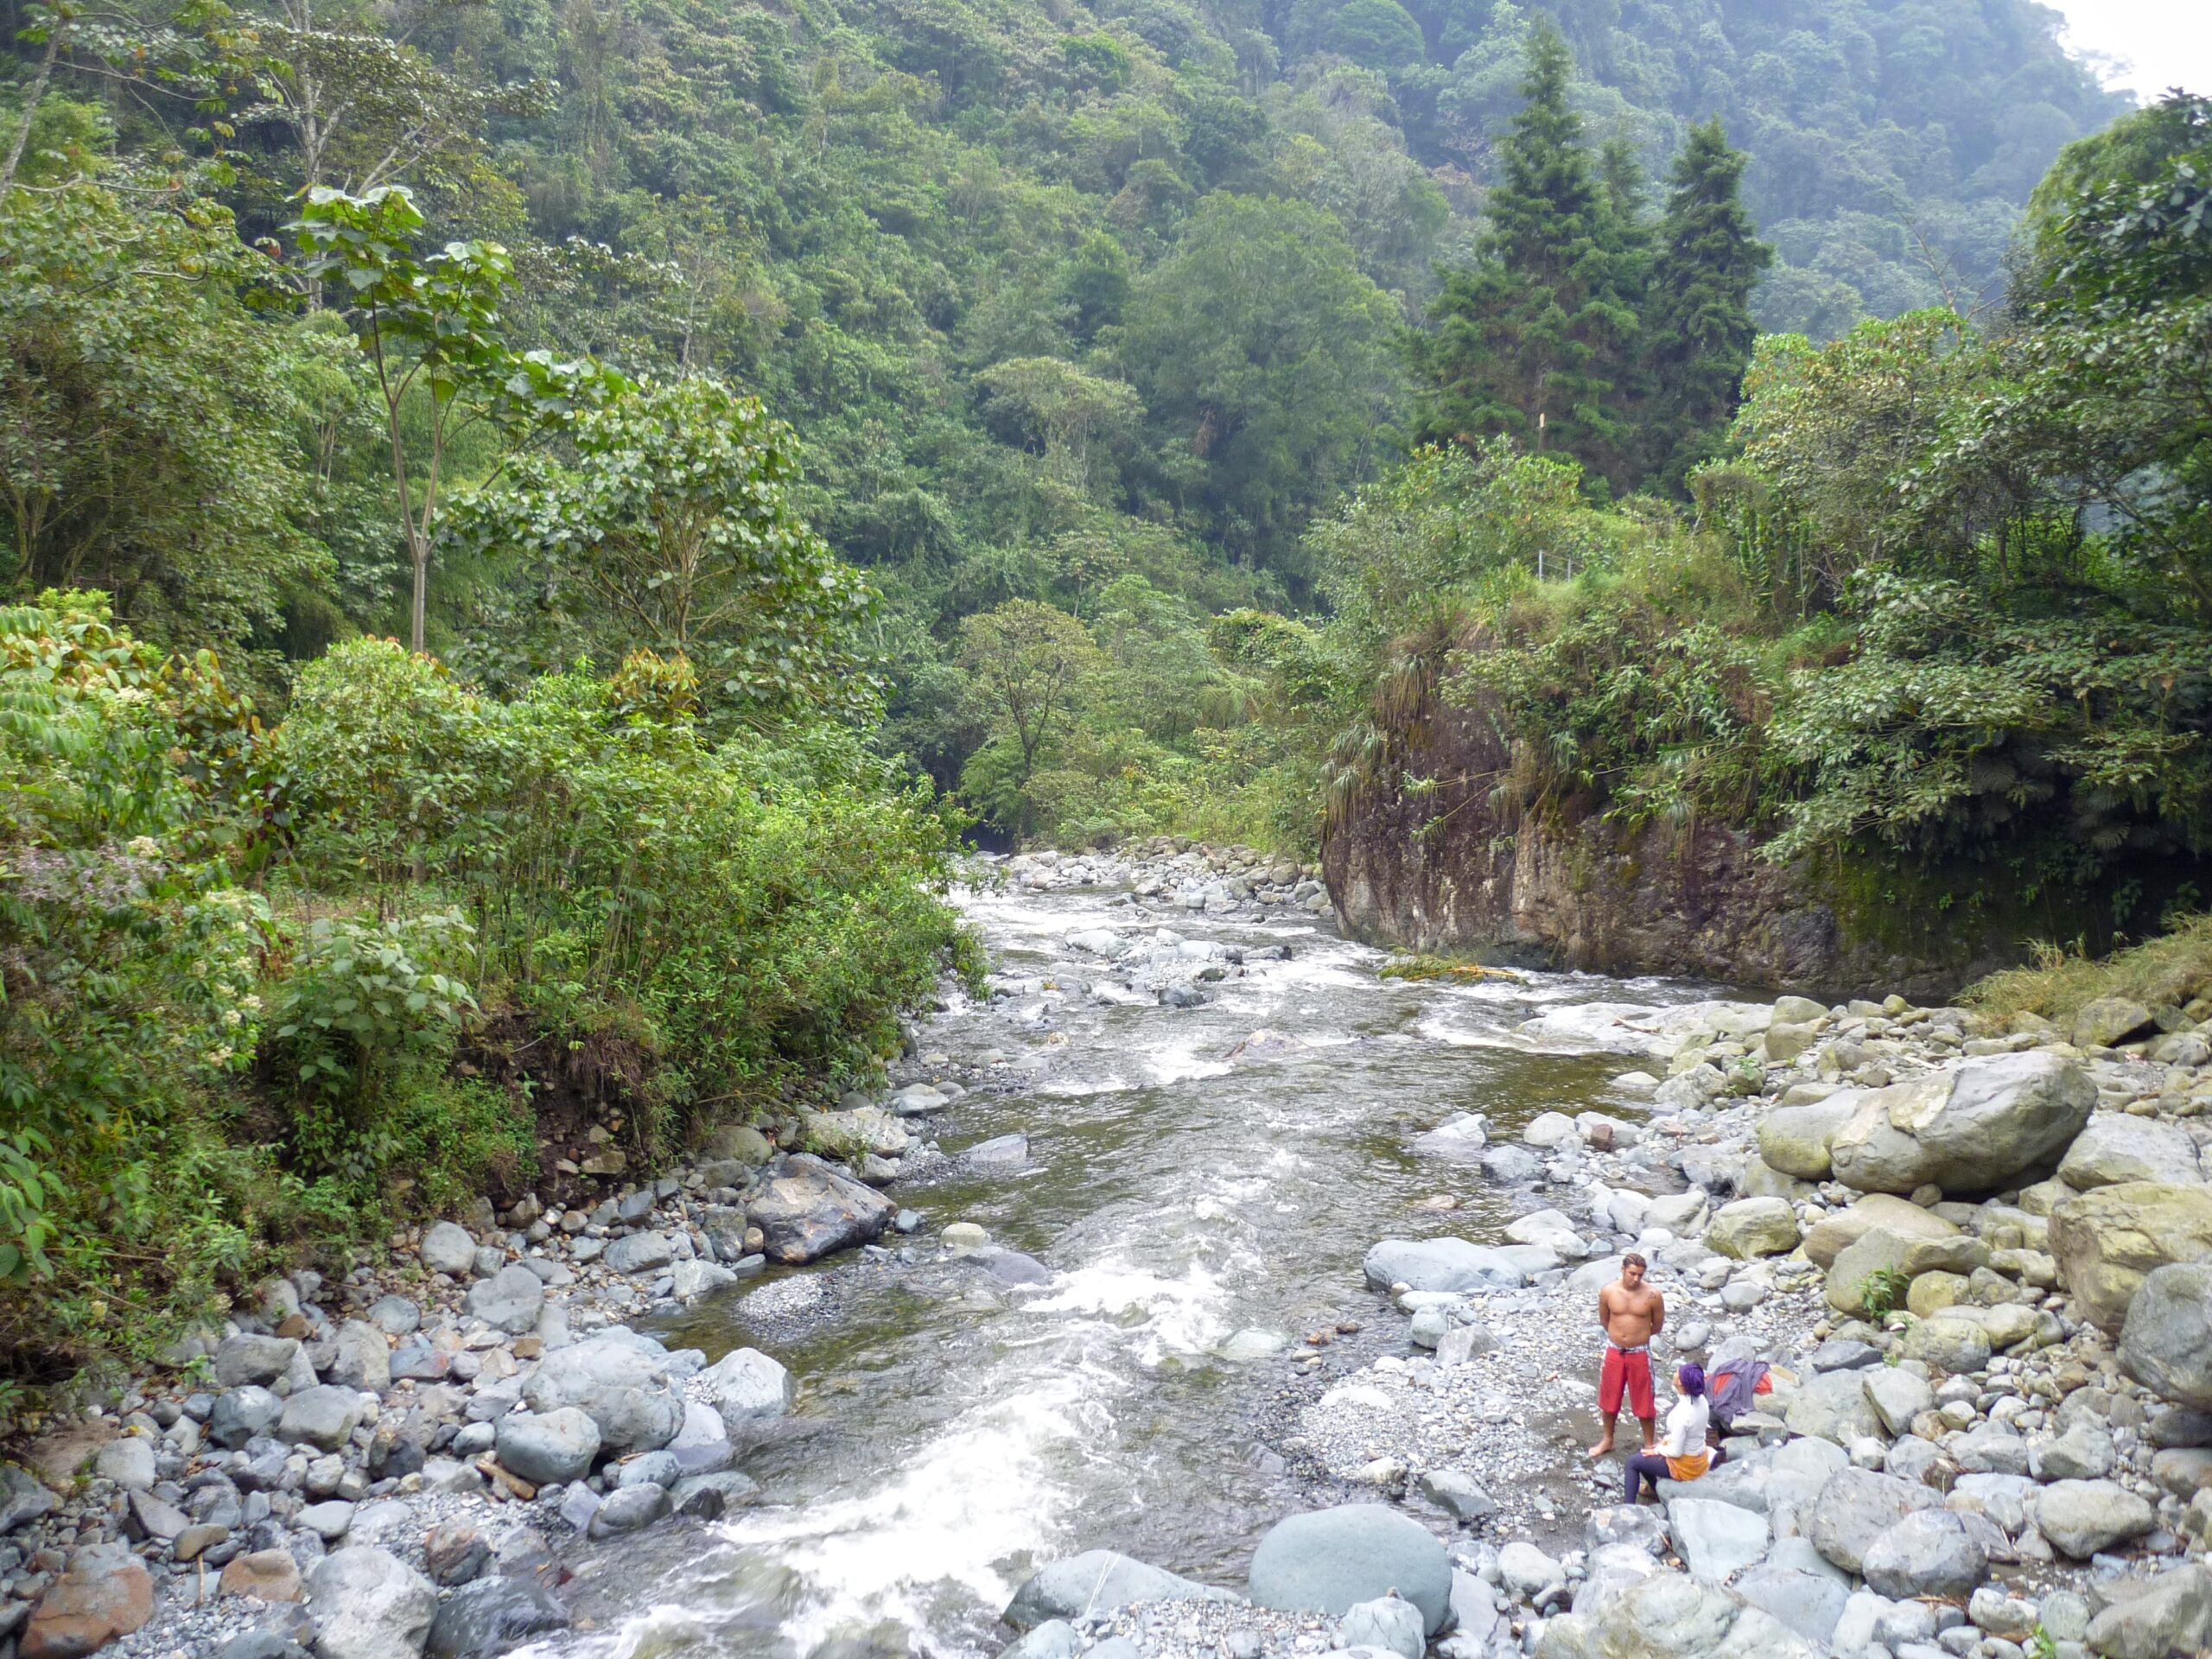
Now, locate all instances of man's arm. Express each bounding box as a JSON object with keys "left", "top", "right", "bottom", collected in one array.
[
  {"left": 1596, "top": 1285, "right": 1614, "bottom": 1329},
  {"left": 1648, "top": 1290, "right": 1665, "bottom": 1333}
]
